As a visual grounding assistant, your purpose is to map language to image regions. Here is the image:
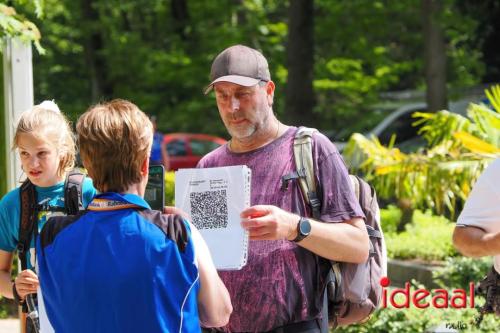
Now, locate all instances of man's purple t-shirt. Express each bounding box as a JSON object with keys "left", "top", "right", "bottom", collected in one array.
[{"left": 197, "top": 127, "right": 364, "bottom": 332}]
